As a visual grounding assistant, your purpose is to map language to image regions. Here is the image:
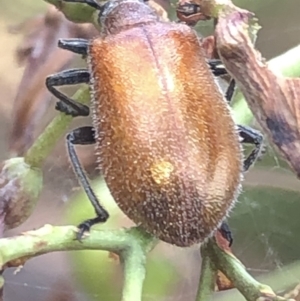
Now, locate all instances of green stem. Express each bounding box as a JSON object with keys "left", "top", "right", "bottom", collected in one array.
[
  {"left": 121, "top": 228, "right": 158, "bottom": 301},
  {"left": 0, "top": 225, "right": 153, "bottom": 264},
  {"left": 122, "top": 249, "right": 147, "bottom": 301},
  {"left": 24, "top": 87, "right": 90, "bottom": 168},
  {"left": 206, "top": 239, "right": 287, "bottom": 301},
  {"left": 121, "top": 231, "right": 155, "bottom": 301},
  {"left": 196, "top": 245, "right": 216, "bottom": 301},
  {"left": 0, "top": 225, "right": 157, "bottom": 301}
]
